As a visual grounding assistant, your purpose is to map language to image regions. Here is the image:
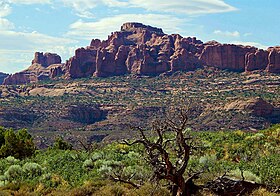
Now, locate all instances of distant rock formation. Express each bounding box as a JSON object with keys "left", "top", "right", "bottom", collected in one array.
[
  {"left": 32, "top": 52, "right": 61, "bottom": 67},
  {"left": 2, "top": 23, "right": 280, "bottom": 85},
  {"left": 65, "top": 23, "right": 204, "bottom": 78},
  {"left": 3, "top": 52, "right": 63, "bottom": 85},
  {"left": 0, "top": 72, "right": 8, "bottom": 84}
]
